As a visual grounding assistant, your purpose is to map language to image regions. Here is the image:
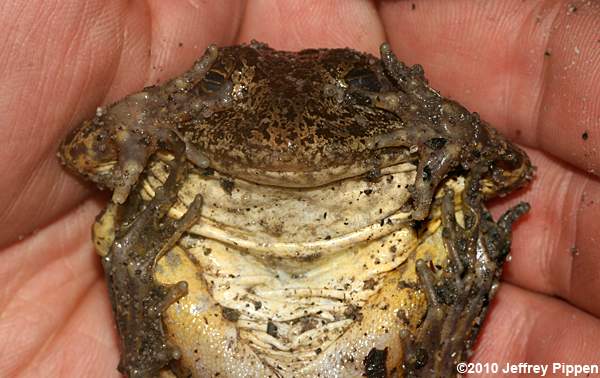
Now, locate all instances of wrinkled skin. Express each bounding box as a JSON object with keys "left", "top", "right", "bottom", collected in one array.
[
  {"left": 2, "top": 1, "right": 600, "bottom": 378},
  {"left": 60, "top": 39, "right": 535, "bottom": 377}
]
